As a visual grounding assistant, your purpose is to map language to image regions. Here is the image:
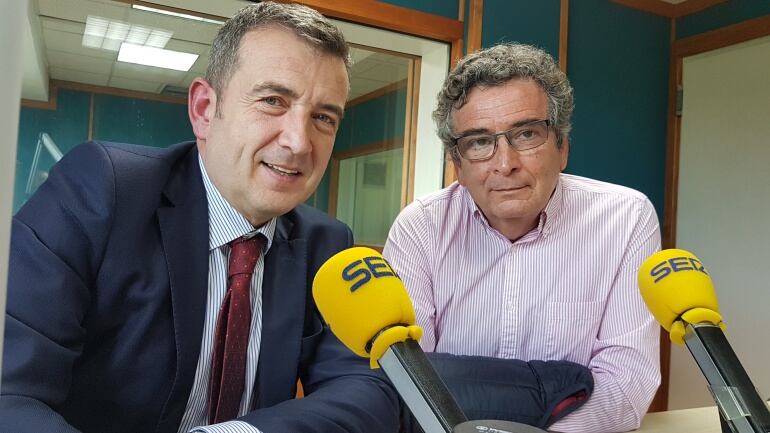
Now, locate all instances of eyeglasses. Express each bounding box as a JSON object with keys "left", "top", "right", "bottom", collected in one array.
[{"left": 453, "top": 119, "right": 551, "bottom": 161}]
